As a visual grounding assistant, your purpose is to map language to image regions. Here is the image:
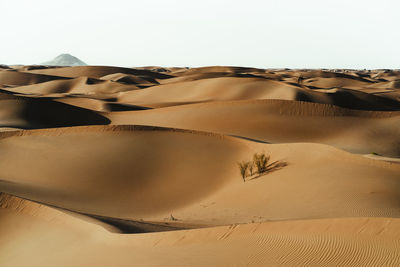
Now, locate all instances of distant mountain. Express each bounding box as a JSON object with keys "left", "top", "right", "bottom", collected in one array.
[{"left": 42, "top": 54, "right": 87, "bottom": 66}]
